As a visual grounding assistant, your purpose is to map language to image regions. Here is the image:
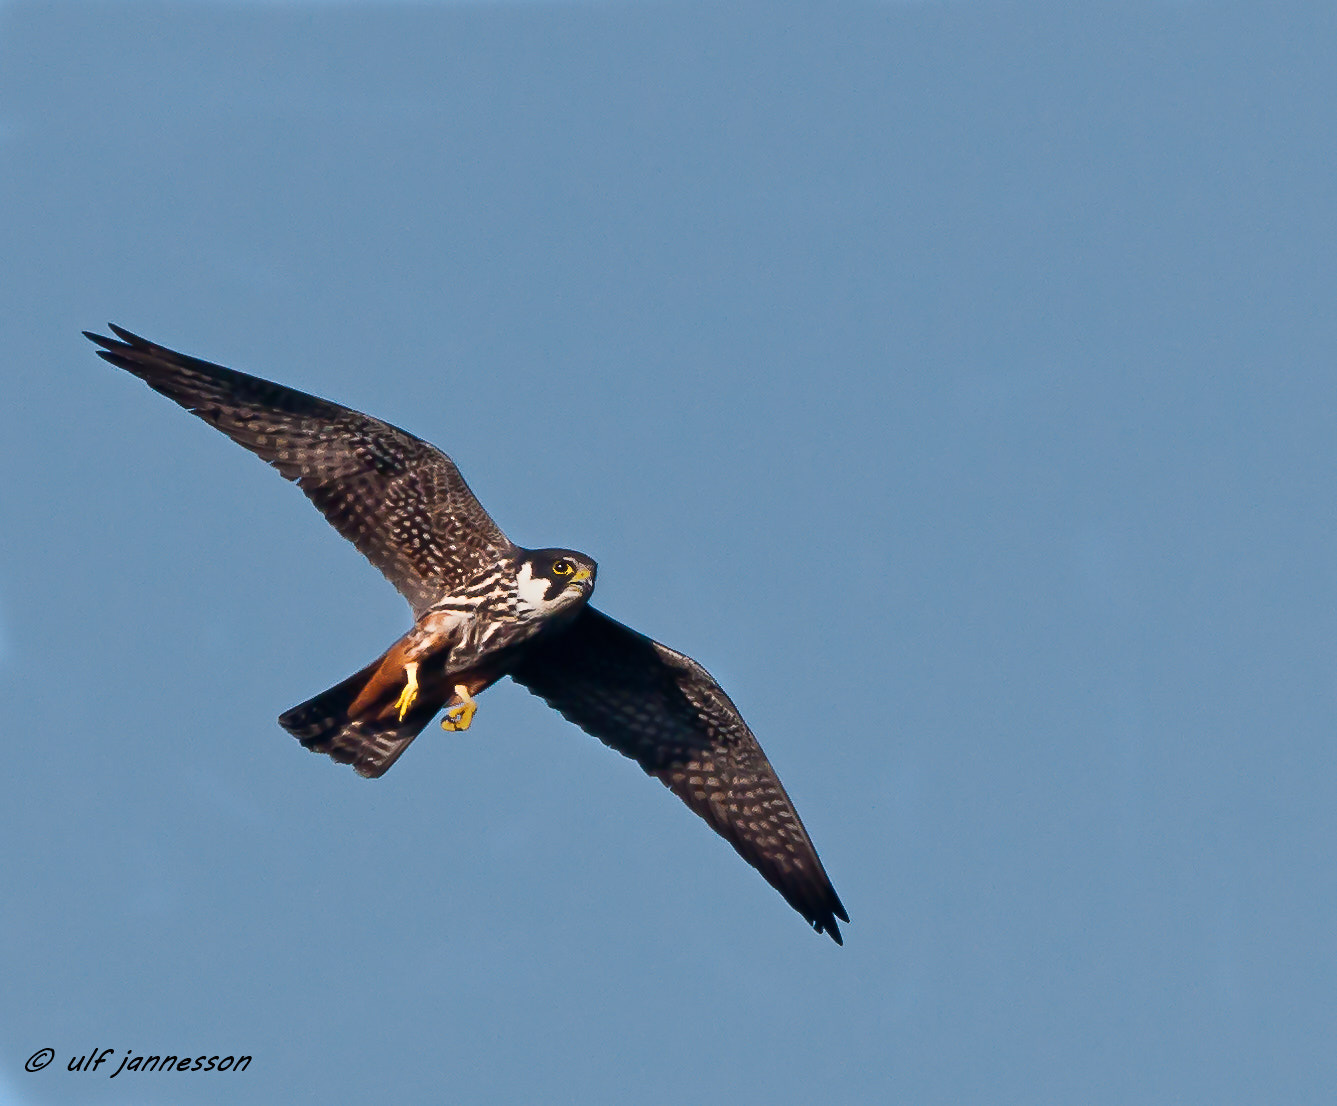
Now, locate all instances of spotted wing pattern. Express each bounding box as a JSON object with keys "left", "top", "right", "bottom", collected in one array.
[
  {"left": 86, "top": 325, "right": 513, "bottom": 613},
  {"left": 510, "top": 608, "right": 848, "bottom": 943}
]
